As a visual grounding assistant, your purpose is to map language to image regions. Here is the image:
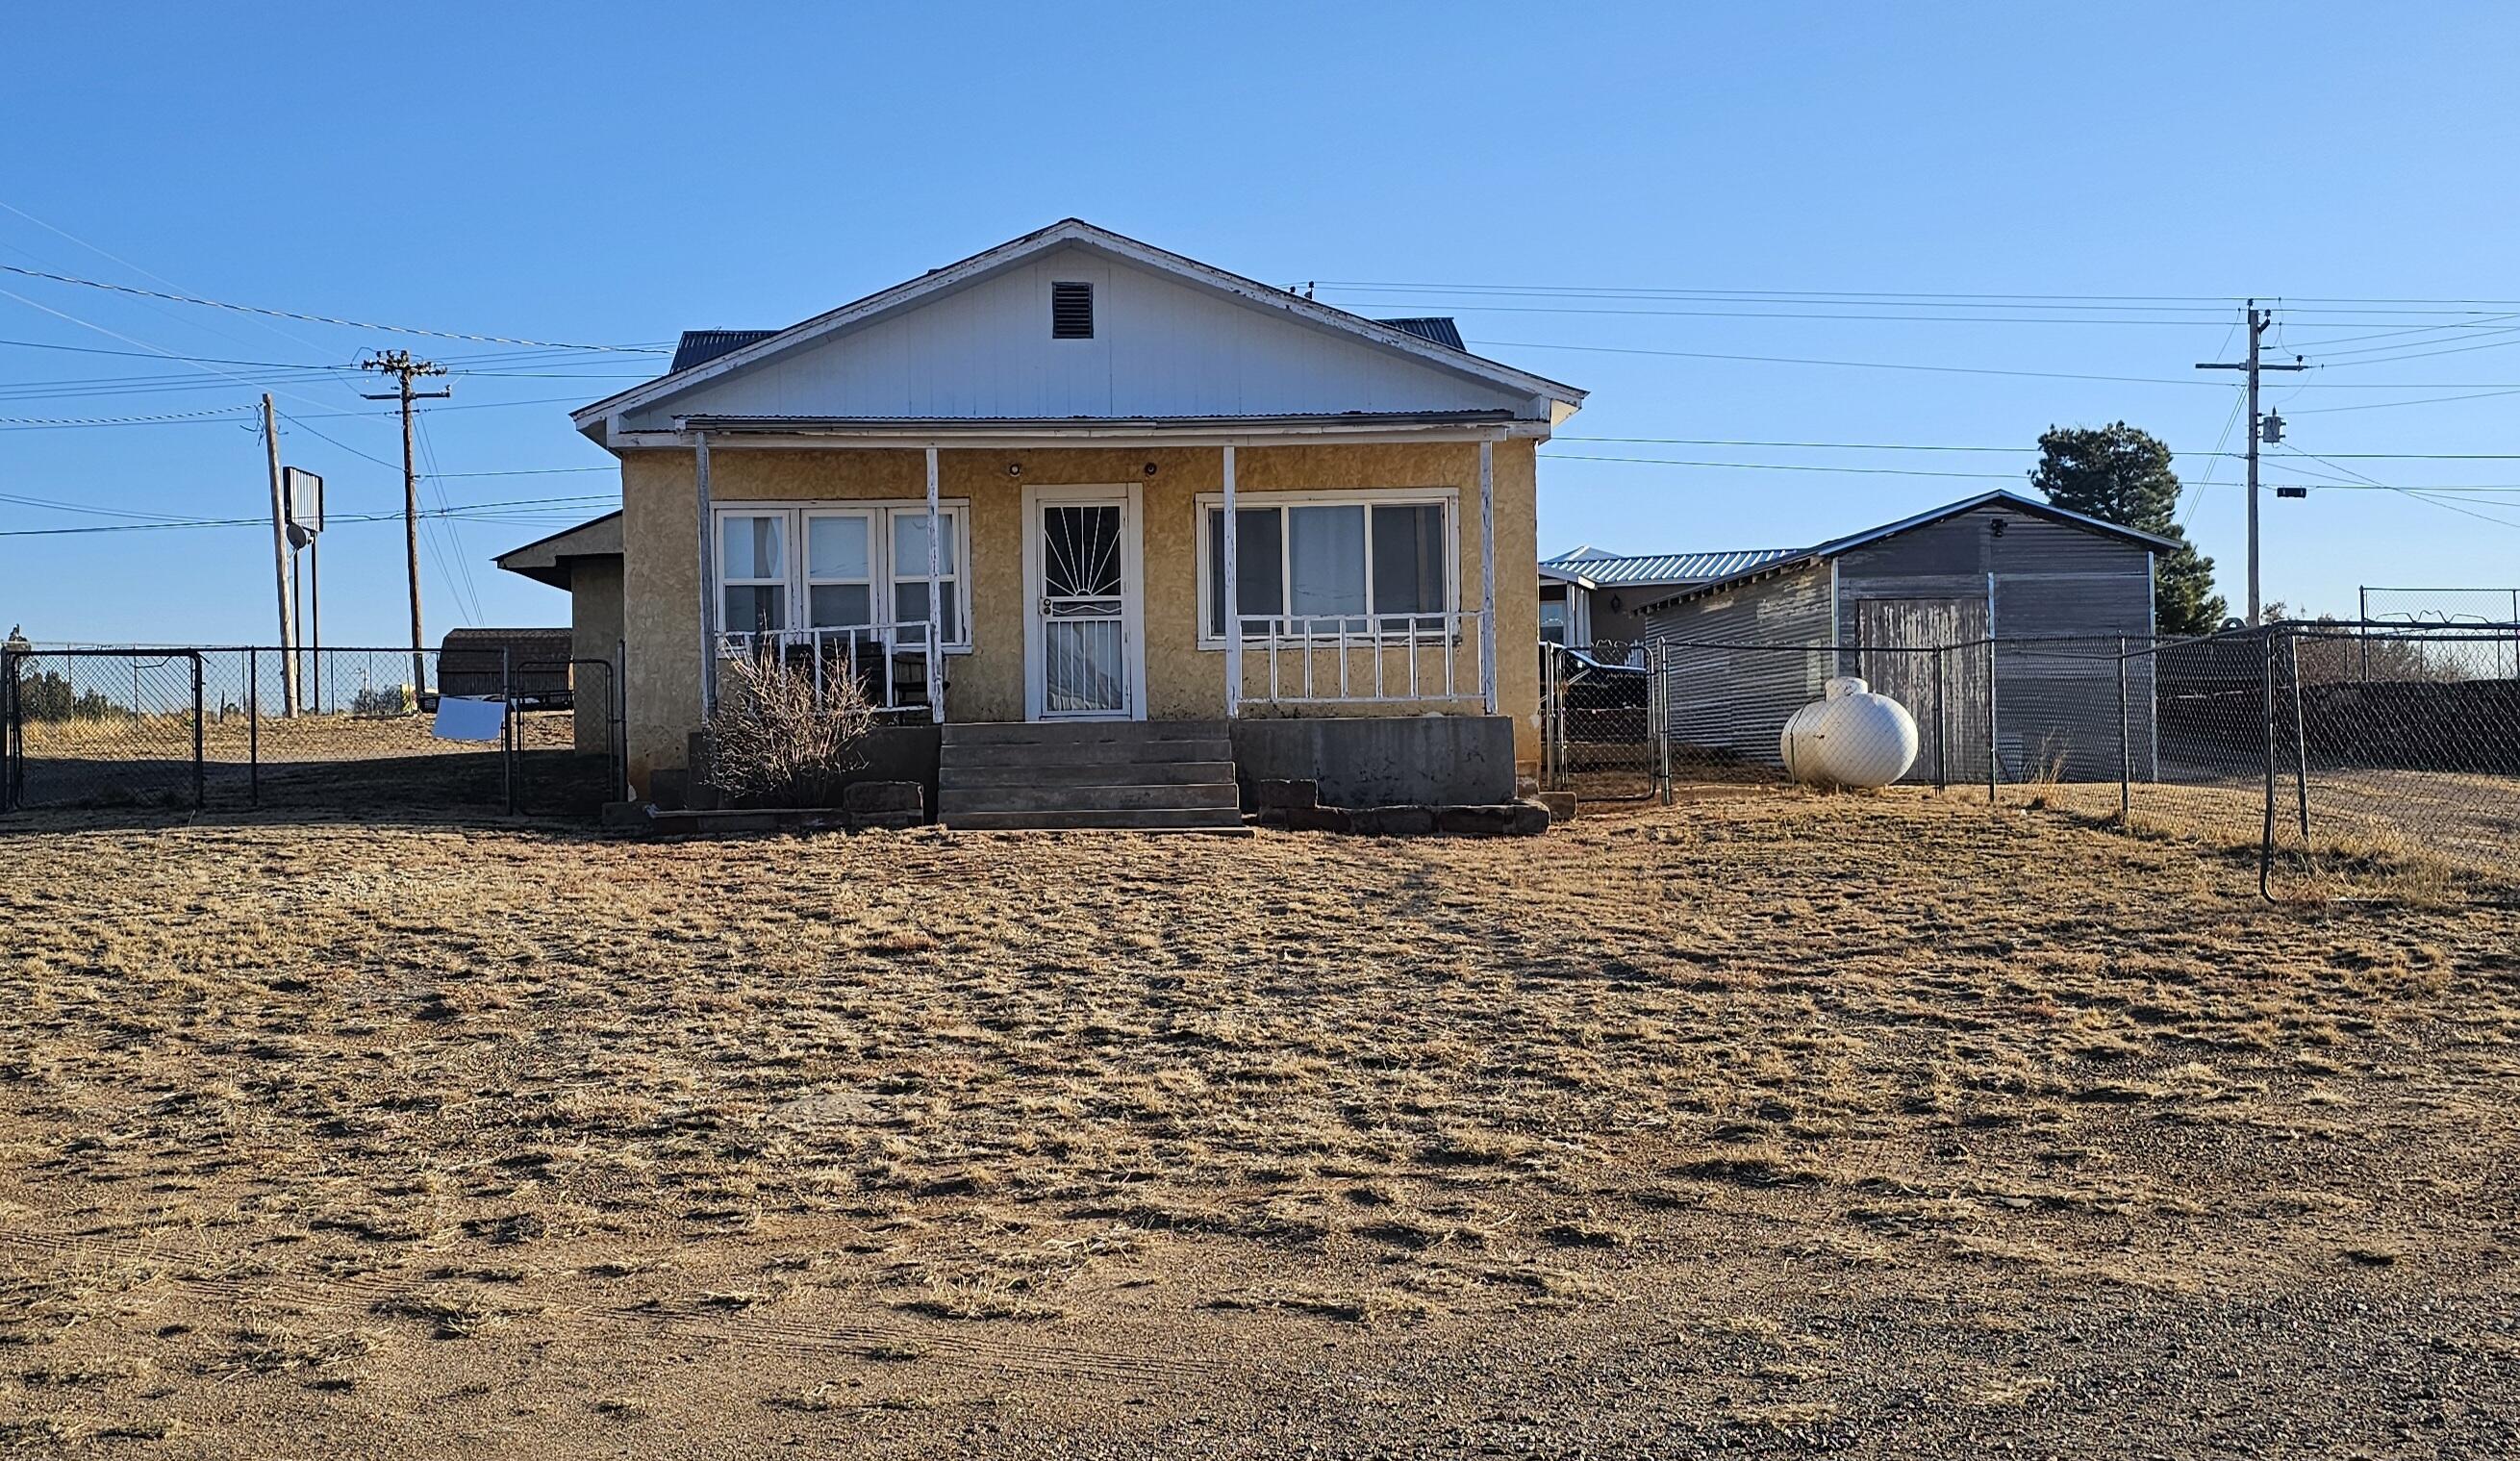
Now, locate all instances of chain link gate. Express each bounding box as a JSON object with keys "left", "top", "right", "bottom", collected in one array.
[
  {"left": 1541, "top": 641, "right": 1668, "bottom": 801},
  {"left": 3, "top": 647, "right": 205, "bottom": 813}
]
